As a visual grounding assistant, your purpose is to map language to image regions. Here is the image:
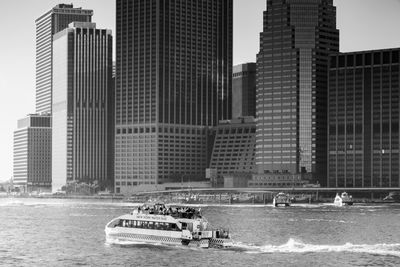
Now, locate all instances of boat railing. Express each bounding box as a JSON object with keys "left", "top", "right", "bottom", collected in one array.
[{"left": 136, "top": 205, "right": 202, "bottom": 220}]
